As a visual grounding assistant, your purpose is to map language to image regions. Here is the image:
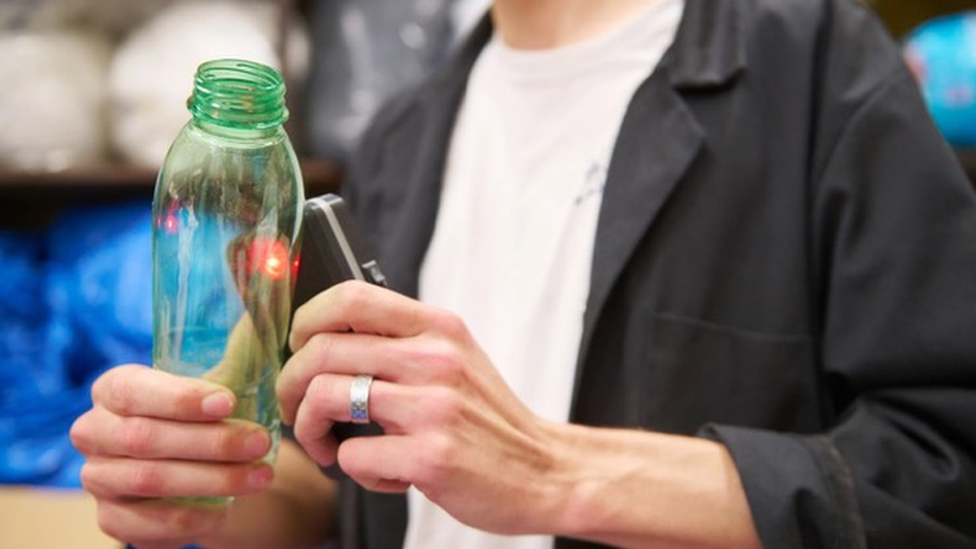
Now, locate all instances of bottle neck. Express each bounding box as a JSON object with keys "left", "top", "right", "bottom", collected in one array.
[
  {"left": 187, "top": 59, "right": 289, "bottom": 138},
  {"left": 192, "top": 118, "right": 284, "bottom": 141}
]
